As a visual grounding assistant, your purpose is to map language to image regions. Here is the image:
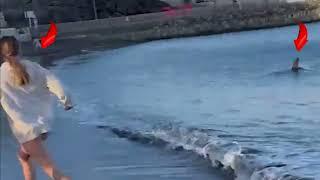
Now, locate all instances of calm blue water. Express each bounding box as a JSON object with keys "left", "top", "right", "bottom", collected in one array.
[
  {"left": 55, "top": 23, "right": 320, "bottom": 179},
  {"left": 2, "top": 23, "right": 320, "bottom": 180}
]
